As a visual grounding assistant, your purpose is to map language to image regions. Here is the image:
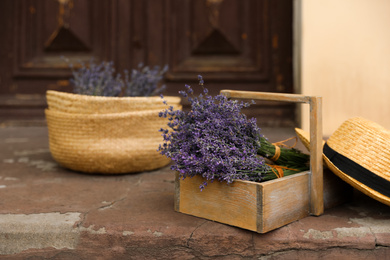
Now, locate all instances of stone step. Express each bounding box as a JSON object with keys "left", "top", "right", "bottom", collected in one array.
[{"left": 0, "top": 127, "right": 389, "bottom": 259}]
